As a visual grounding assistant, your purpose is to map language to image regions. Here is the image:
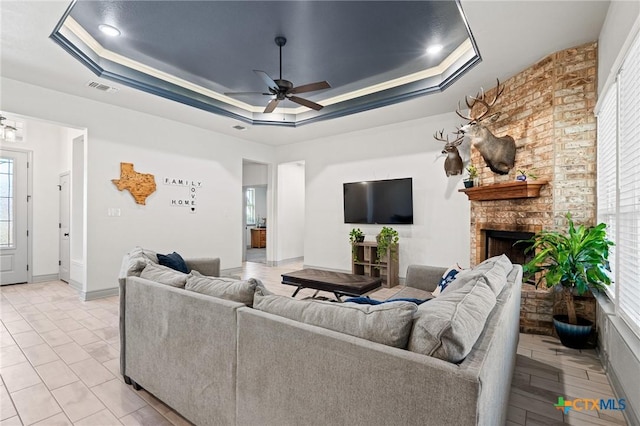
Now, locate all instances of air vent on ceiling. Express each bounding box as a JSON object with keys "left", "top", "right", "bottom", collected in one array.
[{"left": 86, "top": 81, "right": 118, "bottom": 93}]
